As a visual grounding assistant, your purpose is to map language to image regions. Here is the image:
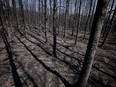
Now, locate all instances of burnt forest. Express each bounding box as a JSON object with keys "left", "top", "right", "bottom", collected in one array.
[{"left": 0, "top": 0, "right": 116, "bottom": 87}]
